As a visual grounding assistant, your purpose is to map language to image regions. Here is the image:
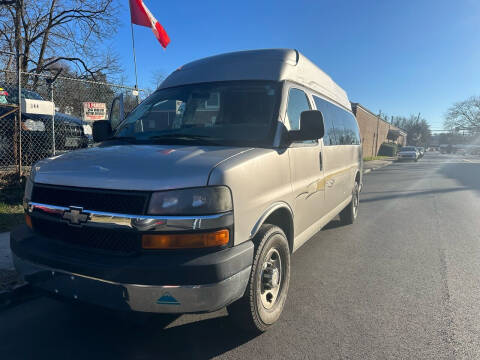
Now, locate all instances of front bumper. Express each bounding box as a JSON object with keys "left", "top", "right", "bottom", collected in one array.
[
  {"left": 397, "top": 156, "right": 416, "bottom": 161},
  {"left": 11, "top": 226, "right": 253, "bottom": 313},
  {"left": 13, "top": 255, "right": 250, "bottom": 313}
]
